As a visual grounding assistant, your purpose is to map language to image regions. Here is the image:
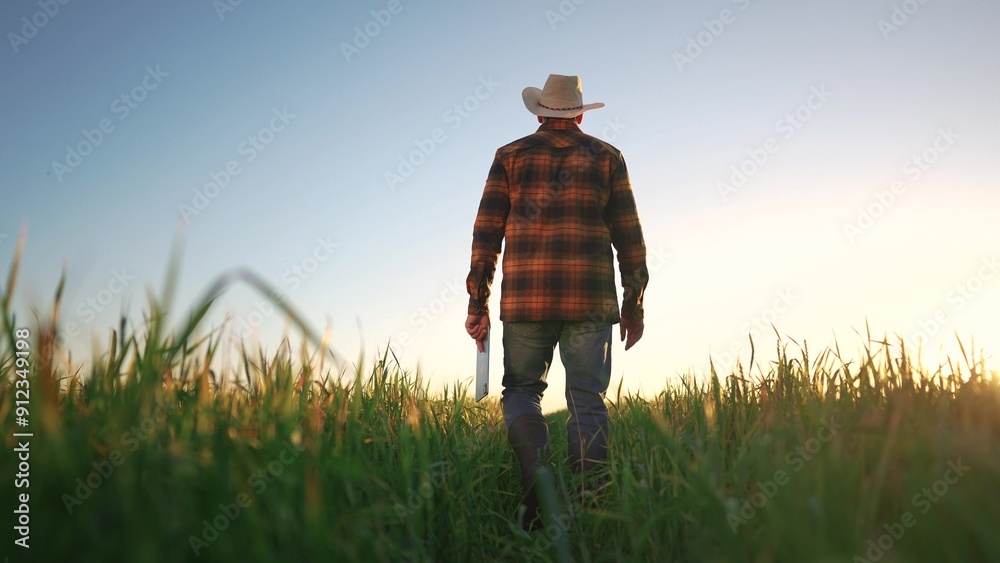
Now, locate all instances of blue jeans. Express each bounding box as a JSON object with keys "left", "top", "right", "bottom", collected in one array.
[{"left": 501, "top": 320, "right": 613, "bottom": 467}]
